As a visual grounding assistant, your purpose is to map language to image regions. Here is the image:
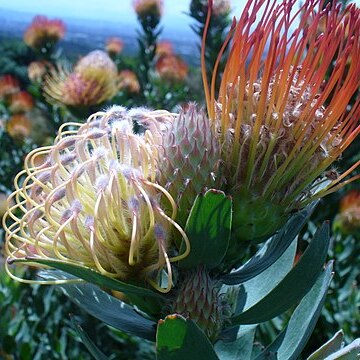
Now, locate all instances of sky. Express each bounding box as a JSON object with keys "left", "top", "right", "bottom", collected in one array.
[
  {"left": 0, "top": 0, "right": 359, "bottom": 31},
  {"left": 0, "top": 0, "right": 359, "bottom": 22},
  {"left": 0, "top": 0, "right": 193, "bottom": 26}
]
